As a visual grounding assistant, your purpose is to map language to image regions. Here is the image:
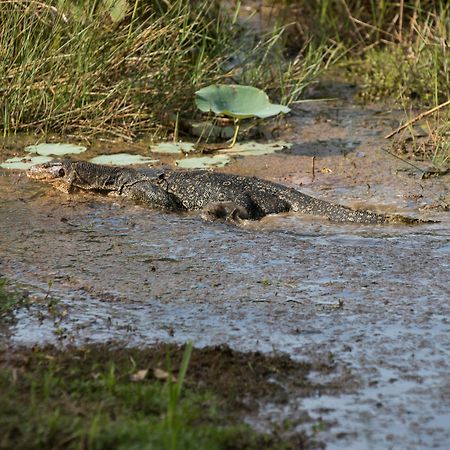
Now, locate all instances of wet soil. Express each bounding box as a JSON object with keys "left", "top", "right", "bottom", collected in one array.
[{"left": 0, "top": 99, "right": 449, "bottom": 449}]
